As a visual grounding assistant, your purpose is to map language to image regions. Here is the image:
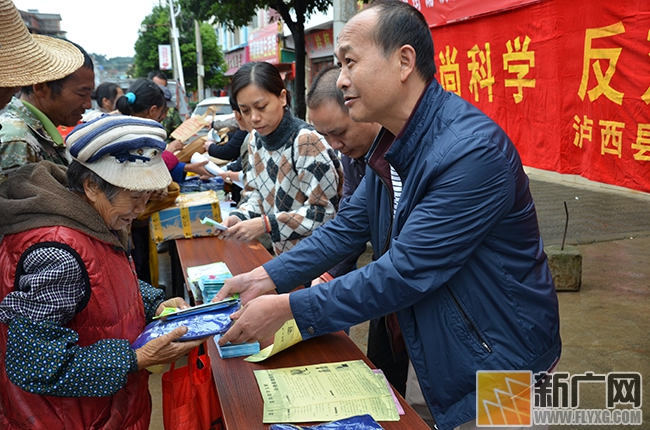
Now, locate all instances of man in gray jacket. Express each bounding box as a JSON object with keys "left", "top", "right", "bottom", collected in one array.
[{"left": 215, "top": 1, "right": 560, "bottom": 429}]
